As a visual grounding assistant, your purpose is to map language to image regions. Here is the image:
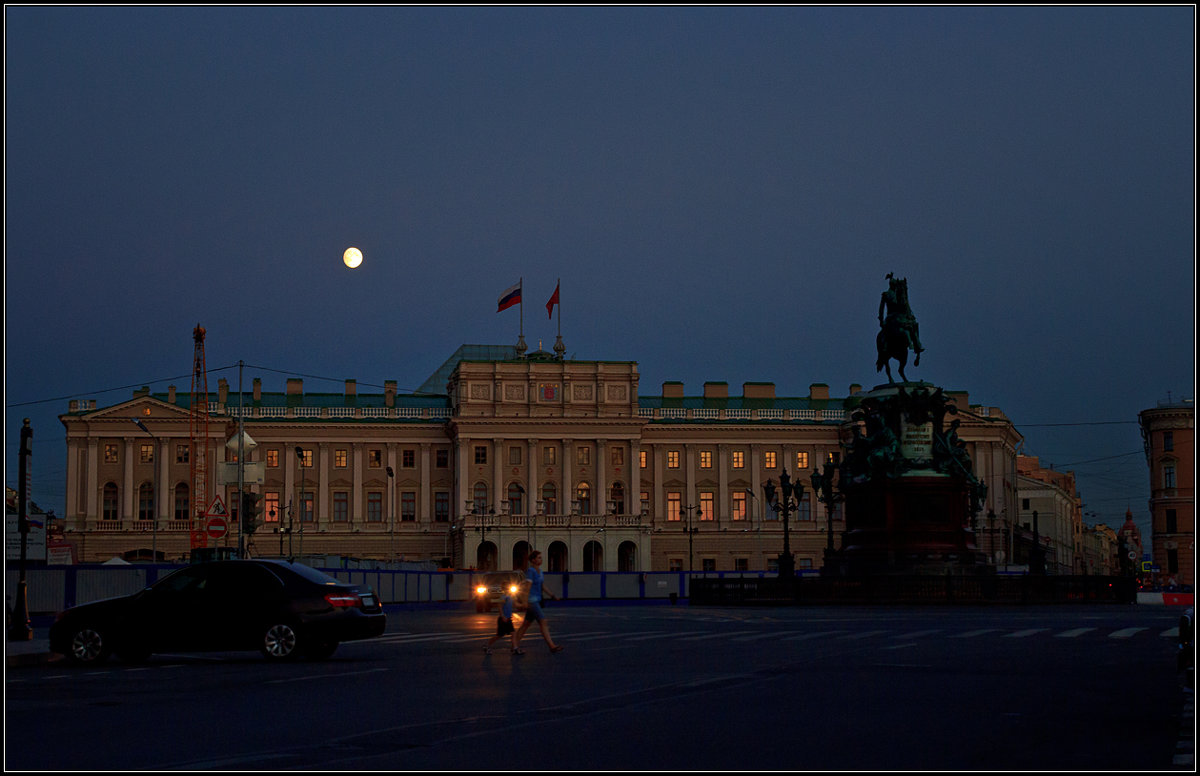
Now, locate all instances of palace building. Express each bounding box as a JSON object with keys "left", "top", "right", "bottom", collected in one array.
[{"left": 59, "top": 345, "right": 1023, "bottom": 571}]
